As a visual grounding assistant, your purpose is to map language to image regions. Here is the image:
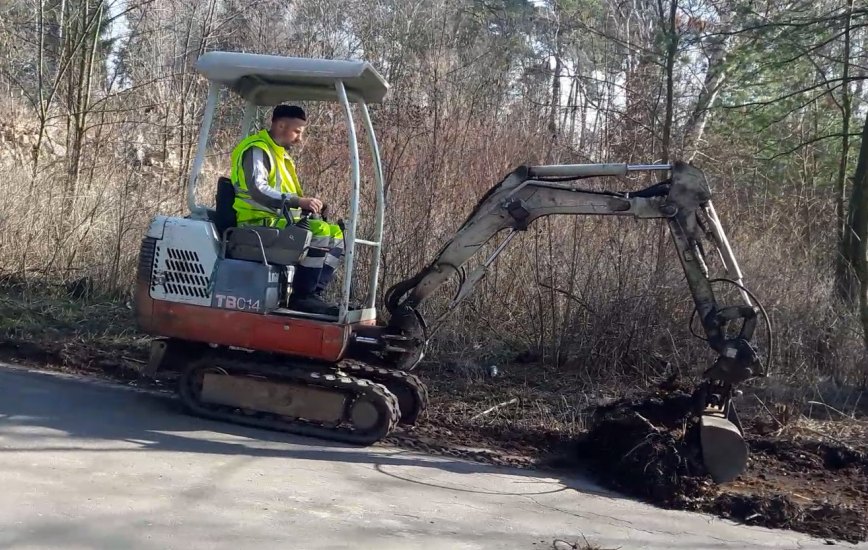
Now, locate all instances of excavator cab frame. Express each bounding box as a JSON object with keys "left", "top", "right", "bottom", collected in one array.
[{"left": 185, "top": 51, "right": 389, "bottom": 324}]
